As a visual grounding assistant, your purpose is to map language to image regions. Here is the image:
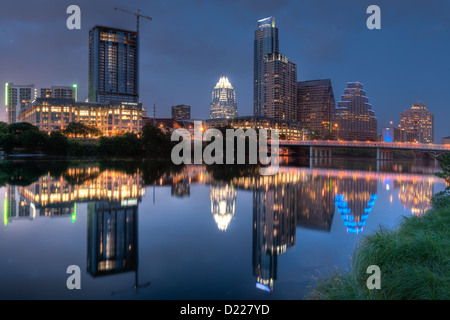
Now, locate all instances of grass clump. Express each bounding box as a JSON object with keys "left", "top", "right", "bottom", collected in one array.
[{"left": 307, "top": 192, "right": 450, "bottom": 300}]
